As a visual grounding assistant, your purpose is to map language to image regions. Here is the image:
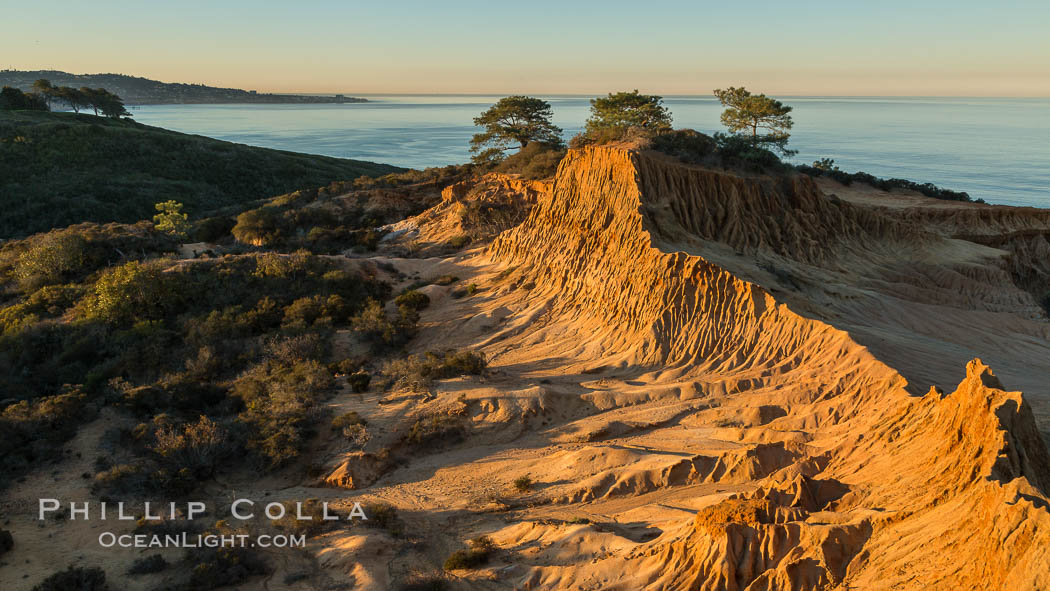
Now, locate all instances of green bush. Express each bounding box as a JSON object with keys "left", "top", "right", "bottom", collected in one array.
[
  {"left": 13, "top": 231, "right": 87, "bottom": 291},
  {"left": 233, "top": 359, "right": 335, "bottom": 467},
  {"left": 81, "top": 260, "right": 177, "bottom": 325},
  {"left": 513, "top": 474, "right": 532, "bottom": 493},
  {"left": 232, "top": 206, "right": 283, "bottom": 246},
  {"left": 712, "top": 132, "right": 784, "bottom": 170},
  {"left": 433, "top": 275, "right": 458, "bottom": 286},
  {"left": 381, "top": 350, "right": 486, "bottom": 393},
  {"left": 351, "top": 299, "right": 419, "bottom": 351},
  {"left": 443, "top": 536, "right": 496, "bottom": 571},
  {"left": 395, "top": 290, "right": 430, "bottom": 311},
  {"left": 650, "top": 129, "right": 717, "bottom": 164},
  {"left": 282, "top": 294, "right": 348, "bottom": 328},
  {"left": 430, "top": 350, "right": 486, "bottom": 378},
  {"left": 494, "top": 142, "right": 566, "bottom": 179}
]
